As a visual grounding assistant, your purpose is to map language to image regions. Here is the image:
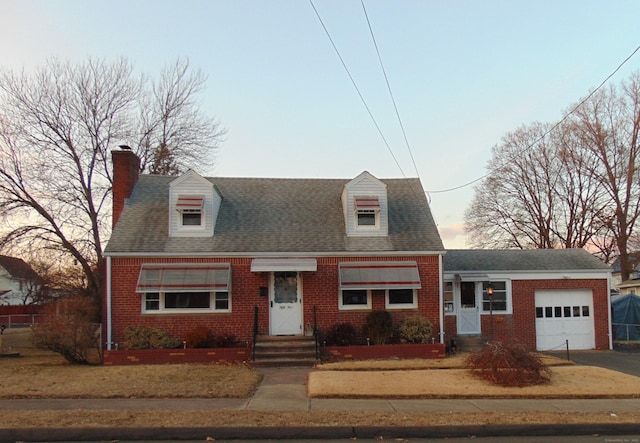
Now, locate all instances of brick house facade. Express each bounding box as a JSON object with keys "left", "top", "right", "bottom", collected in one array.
[{"left": 104, "top": 149, "right": 612, "bottom": 353}]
